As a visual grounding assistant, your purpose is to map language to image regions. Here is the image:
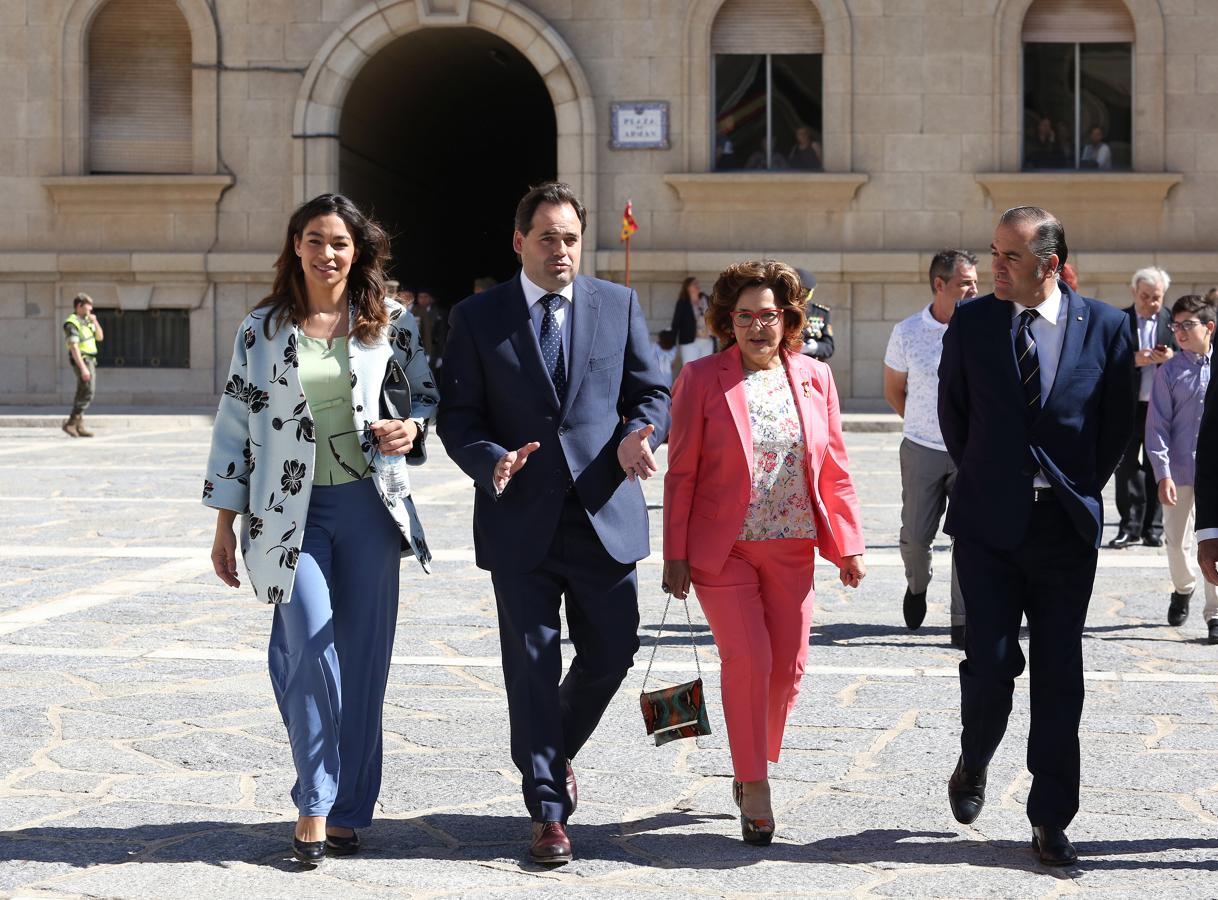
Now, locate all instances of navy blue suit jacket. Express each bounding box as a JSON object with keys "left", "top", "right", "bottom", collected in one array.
[
  {"left": 437, "top": 273, "right": 671, "bottom": 573},
  {"left": 938, "top": 285, "right": 1135, "bottom": 550}
]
